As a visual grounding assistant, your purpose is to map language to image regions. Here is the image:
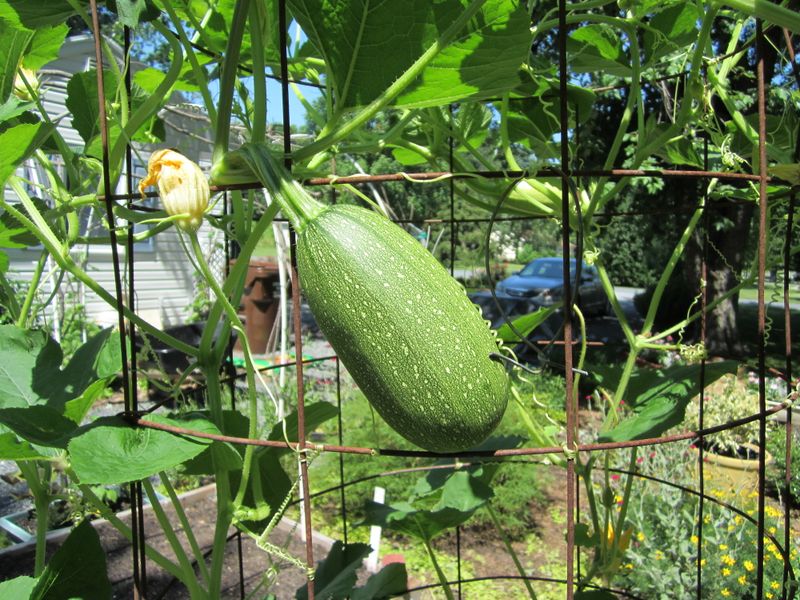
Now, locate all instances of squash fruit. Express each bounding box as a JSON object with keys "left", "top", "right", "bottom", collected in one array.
[{"left": 212, "top": 144, "right": 508, "bottom": 452}]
